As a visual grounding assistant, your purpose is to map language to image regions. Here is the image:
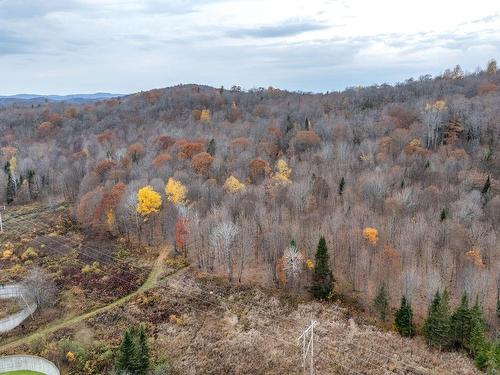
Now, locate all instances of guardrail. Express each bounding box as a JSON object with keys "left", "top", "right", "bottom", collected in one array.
[
  {"left": 0, "top": 284, "right": 38, "bottom": 334},
  {"left": 0, "top": 355, "right": 59, "bottom": 375}
]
